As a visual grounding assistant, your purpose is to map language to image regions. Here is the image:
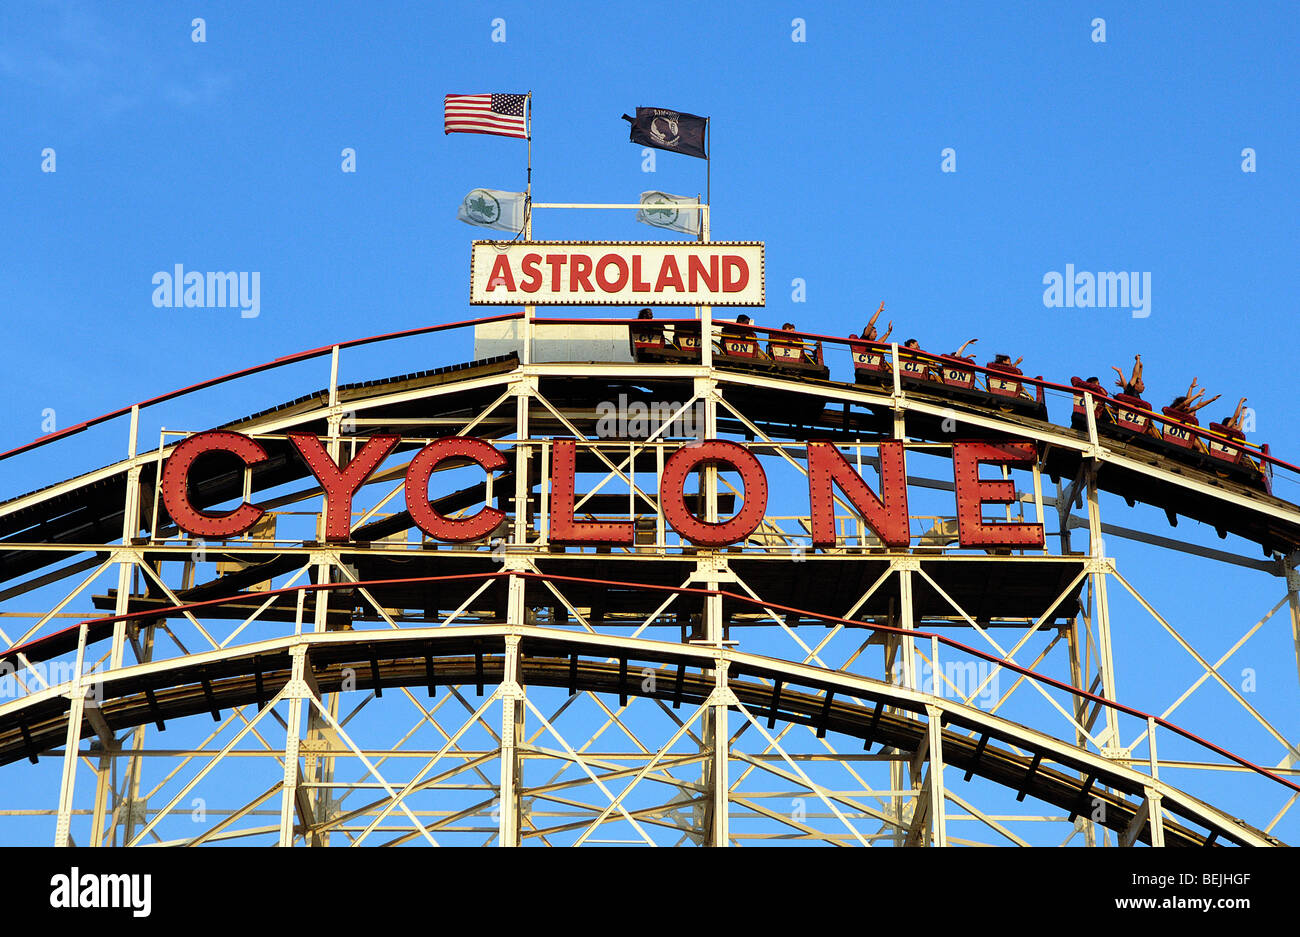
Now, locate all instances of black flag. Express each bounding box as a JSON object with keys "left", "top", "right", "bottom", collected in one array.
[{"left": 622, "top": 107, "right": 708, "bottom": 160}]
